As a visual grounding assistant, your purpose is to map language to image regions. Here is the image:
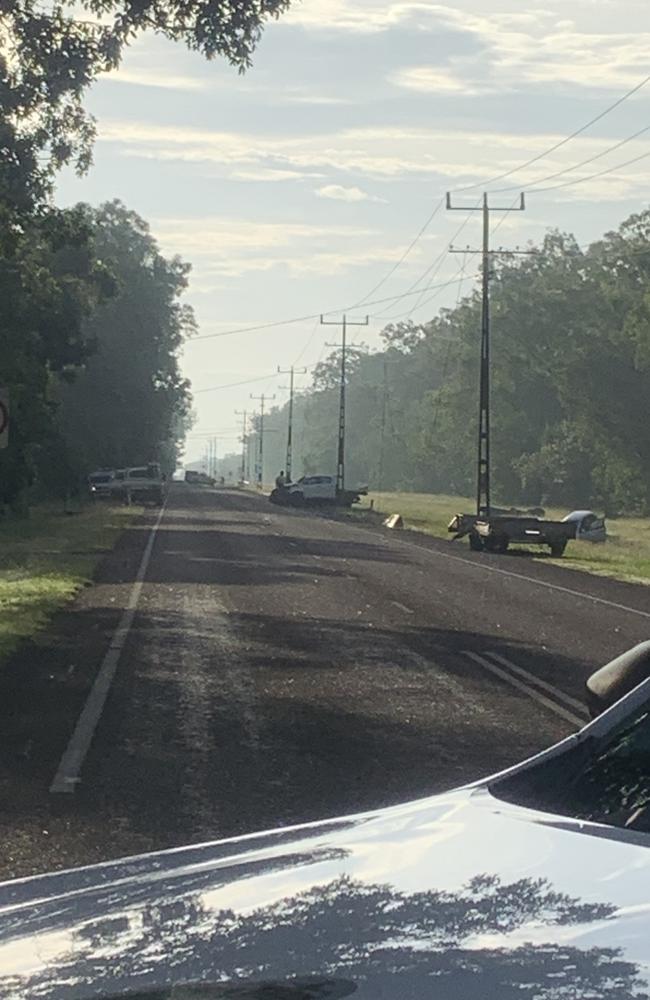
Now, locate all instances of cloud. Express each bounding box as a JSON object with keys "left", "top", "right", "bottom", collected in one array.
[
  {"left": 284, "top": 1, "right": 650, "bottom": 91},
  {"left": 102, "top": 67, "right": 206, "bottom": 91},
  {"left": 149, "top": 215, "right": 403, "bottom": 283},
  {"left": 99, "top": 118, "right": 650, "bottom": 201},
  {"left": 315, "top": 184, "right": 383, "bottom": 203},
  {"left": 390, "top": 66, "right": 480, "bottom": 95}
]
